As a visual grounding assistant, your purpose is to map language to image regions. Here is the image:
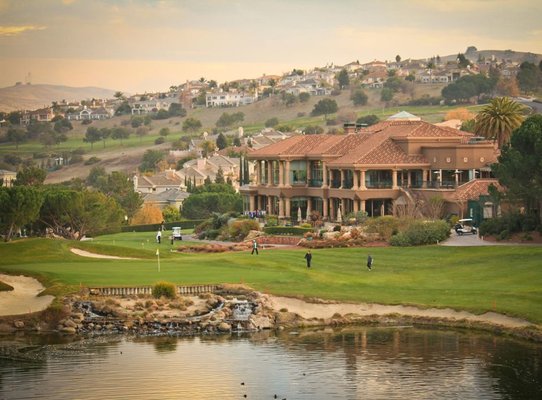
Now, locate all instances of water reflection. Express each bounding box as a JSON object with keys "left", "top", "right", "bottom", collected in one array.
[{"left": 1, "top": 327, "right": 540, "bottom": 399}]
